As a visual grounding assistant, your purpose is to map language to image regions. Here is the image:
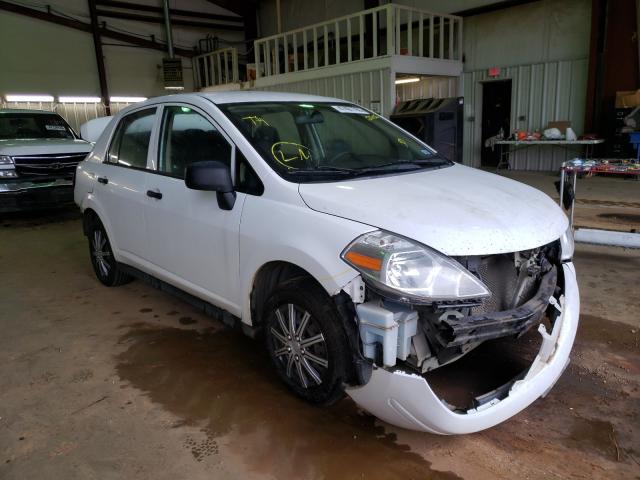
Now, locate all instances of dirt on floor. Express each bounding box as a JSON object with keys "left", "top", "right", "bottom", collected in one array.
[{"left": 0, "top": 208, "right": 639, "bottom": 480}]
